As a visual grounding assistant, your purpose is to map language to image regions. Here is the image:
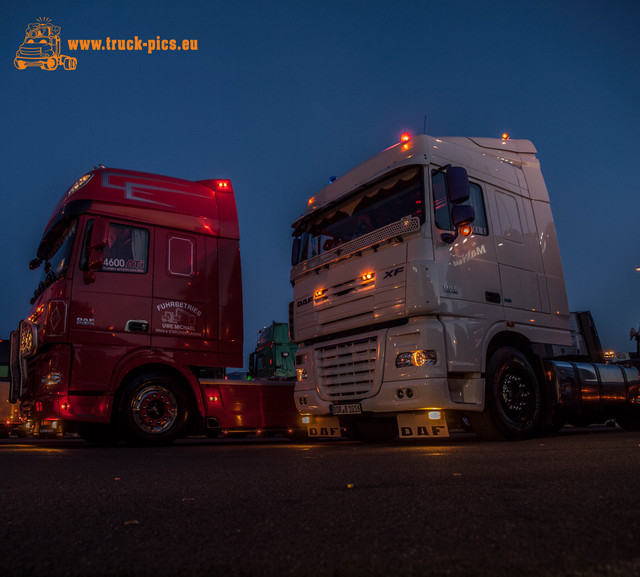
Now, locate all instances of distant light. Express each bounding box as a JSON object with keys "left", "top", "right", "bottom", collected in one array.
[{"left": 501, "top": 133, "right": 510, "bottom": 140}]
